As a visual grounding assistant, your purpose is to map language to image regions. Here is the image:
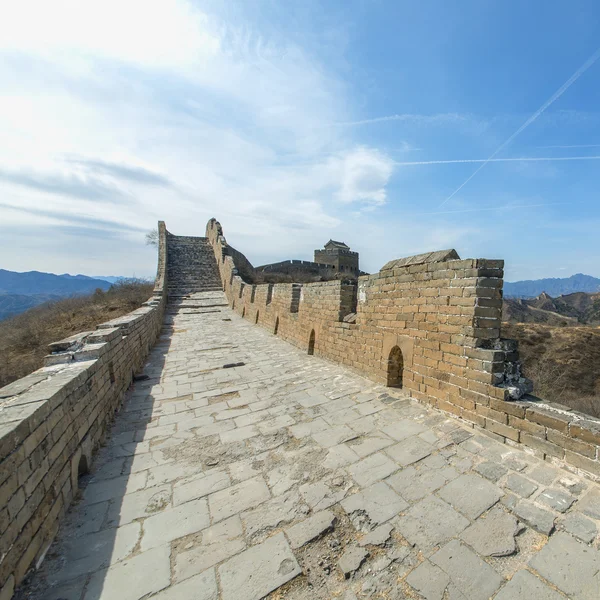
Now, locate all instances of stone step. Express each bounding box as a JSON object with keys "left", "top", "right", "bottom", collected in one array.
[{"left": 166, "top": 234, "right": 222, "bottom": 295}]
